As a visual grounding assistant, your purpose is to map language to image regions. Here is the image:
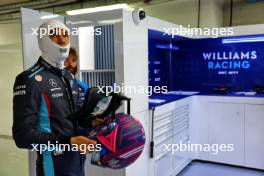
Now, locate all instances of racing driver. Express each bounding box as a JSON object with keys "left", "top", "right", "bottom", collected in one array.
[{"left": 12, "top": 20, "right": 96, "bottom": 176}]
